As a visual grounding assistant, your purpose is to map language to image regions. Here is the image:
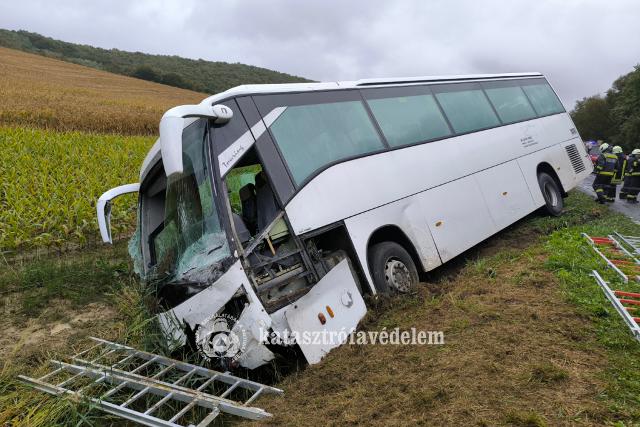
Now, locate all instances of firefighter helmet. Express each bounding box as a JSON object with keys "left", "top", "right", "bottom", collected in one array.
[
  {"left": 600, "top": 143, "right": 610, "bottom": 152},
  {"left": 632, "top": 149, "right": 640, "bottom": 155},
  {"left": 613, "top": 146, "right": 623, "bottom": 154}
]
